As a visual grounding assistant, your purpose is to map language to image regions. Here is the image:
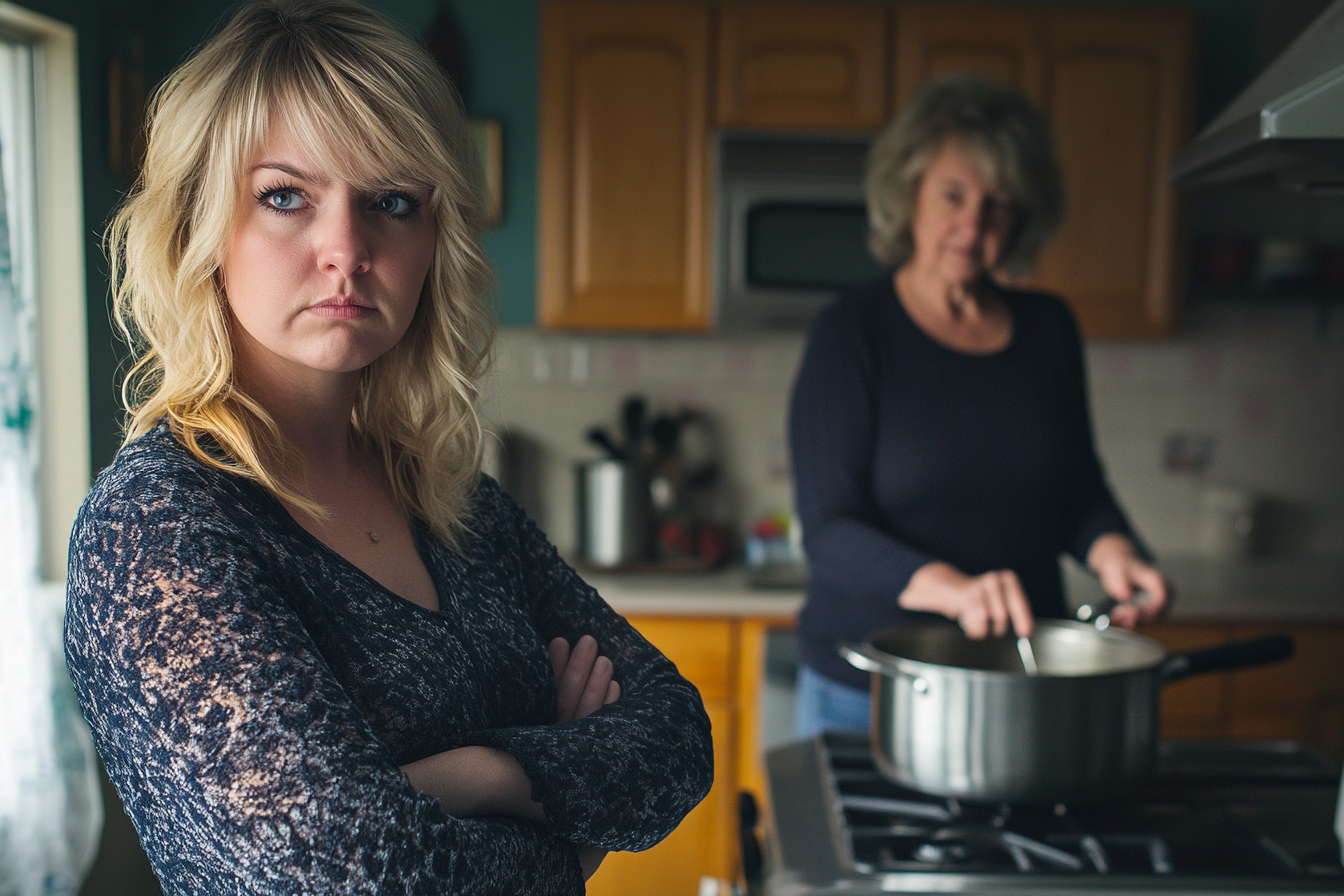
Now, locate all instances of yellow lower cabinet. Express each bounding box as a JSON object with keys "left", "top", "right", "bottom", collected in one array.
[{"left": 585, "top": 695, "right": 736, "bottom": 895}]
